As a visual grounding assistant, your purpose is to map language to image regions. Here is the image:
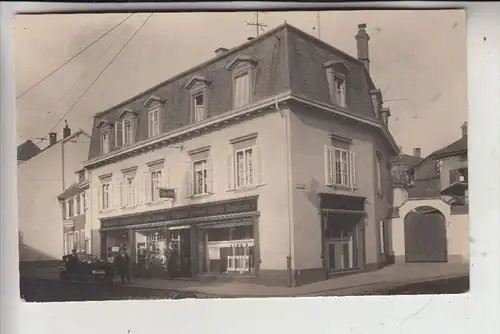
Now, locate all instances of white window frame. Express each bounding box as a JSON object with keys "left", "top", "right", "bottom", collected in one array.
[
  {"left": 193, "top": 92, "right": 205, "bottom": 123},
  {"left": 124, "top": 175, "right": 136, "bottom": 207},
  {"left": 148, "top": 109, "right": 160, "bottom": 138},
  {"left": 123, "top": 118, "right": 134, "bottom": 146},
  {"left": 76, "top": 195, "right": 81, "bottom": 215},
  {"left": 193, "top": 158, "right": 209, "bottom": 196},
  {"left": 101, "top": 131, "right": 110, "bottom": 154},
  {"left": 324, "top": 145, "right": 356, "bottom": 189},
  {"left": 150, "top": 170, "right": 162, "bottom": 202},
  {"left": 332, "top": 74, "right": 346, "bottom": 107},
  {"left": 234, "top": 147, "right": 255, "bottom": 189},
  {"left": 101, "top": 182, "right": 111, "bottom": 211},
  {"left": 233, "top": 71, "right": 251, "bottom": 108},
  {"left": 68, "top": 198, "right": 74, "bottom": 217}
]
